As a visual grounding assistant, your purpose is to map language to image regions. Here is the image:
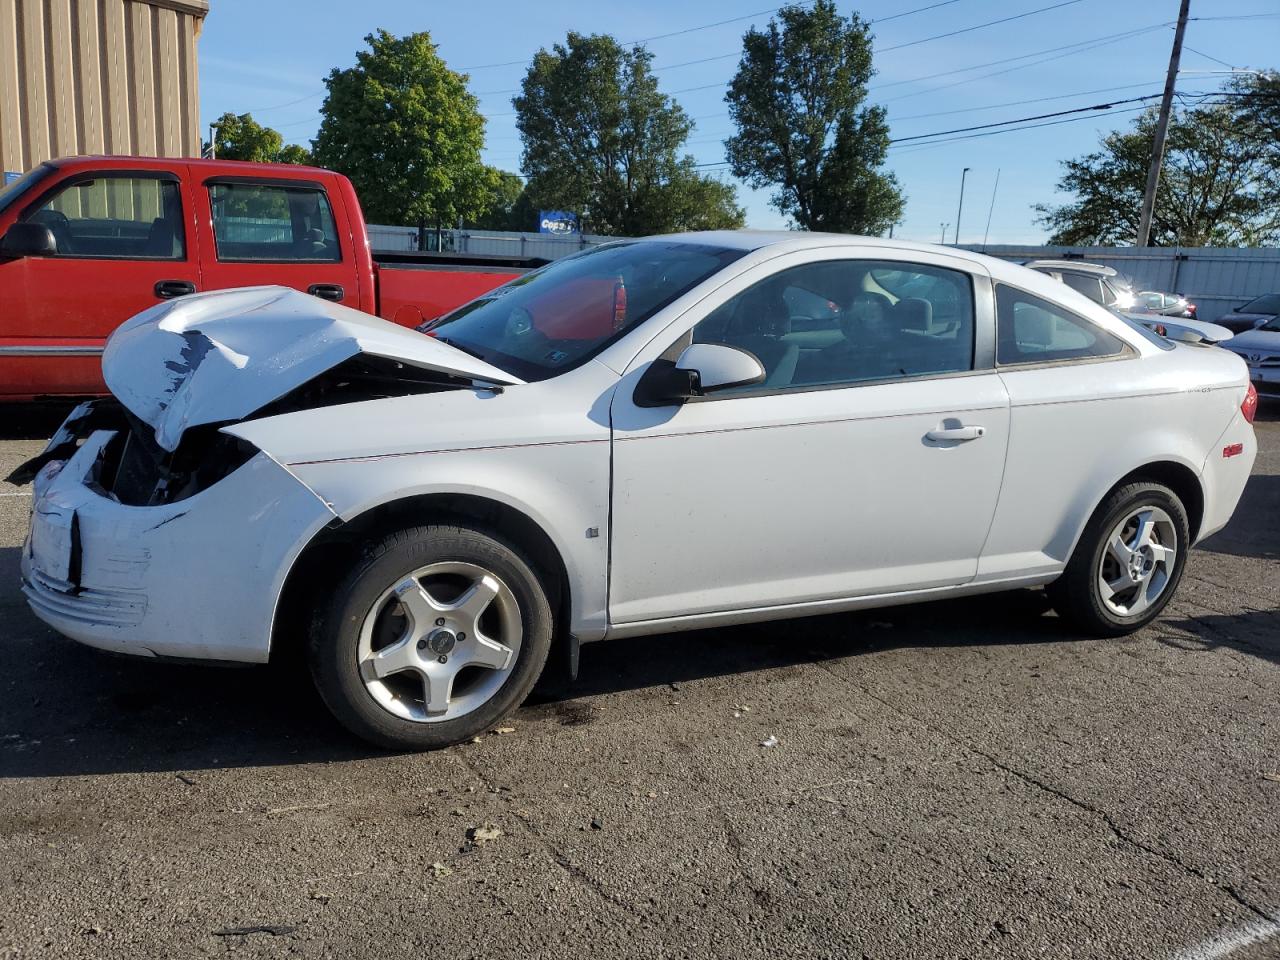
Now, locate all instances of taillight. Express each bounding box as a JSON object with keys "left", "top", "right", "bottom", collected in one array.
[{"left": 1242, "top": 383, "right": 1258, "bottom": 424}]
